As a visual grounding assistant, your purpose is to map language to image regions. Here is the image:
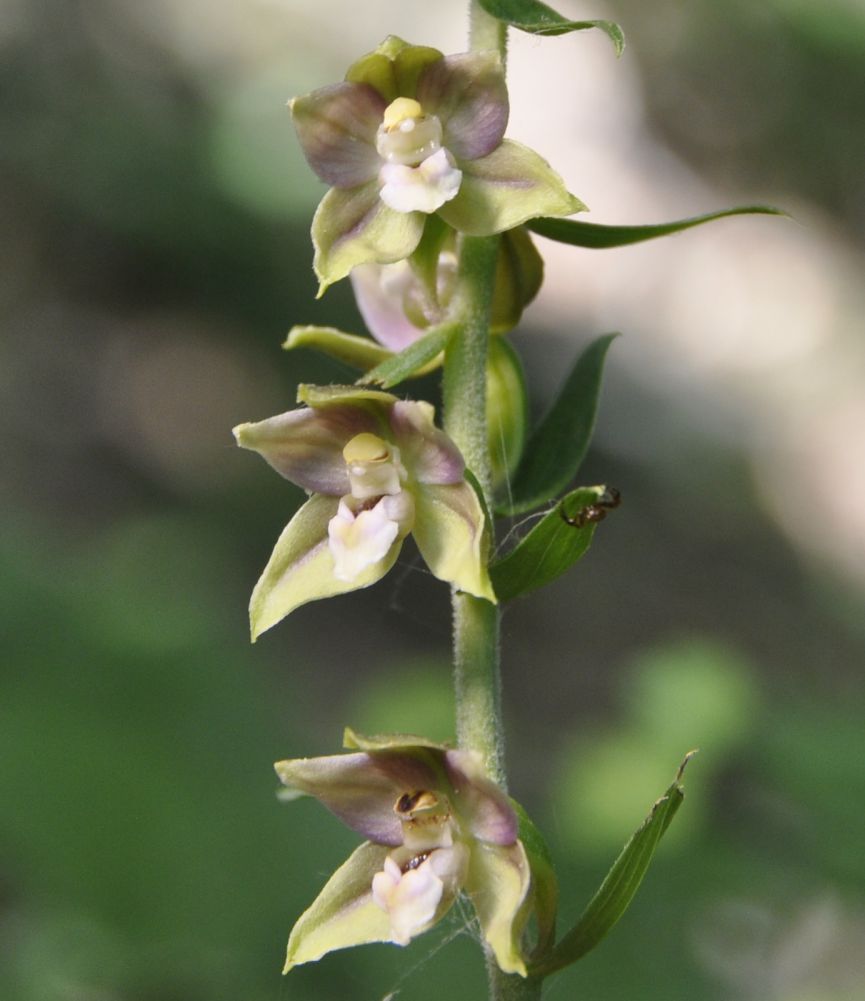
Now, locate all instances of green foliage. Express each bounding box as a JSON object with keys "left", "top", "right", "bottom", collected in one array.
[
  {"left": 490, "top": 485, "right": 615, "bottom": 602},
  {"left": 527, "top": 205, "right": 785, "bottom": 248},
  {"left": 478, "top": 0, "right": 625, "bottom": 52},
  {"left": 532, "top": 755, "right": 694, "bottom": 976},
  {"left": 358, "top": 322, "right": 457, "bottom": 387},
  {"left": 500, "top": 334, "right": 618, "bottom": 516}
]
